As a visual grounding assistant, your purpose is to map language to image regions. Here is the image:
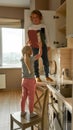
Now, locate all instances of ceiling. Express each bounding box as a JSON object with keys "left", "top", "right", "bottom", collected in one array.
[{"left": 0, "top": 0, "right": 30, "bottom": 8}]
